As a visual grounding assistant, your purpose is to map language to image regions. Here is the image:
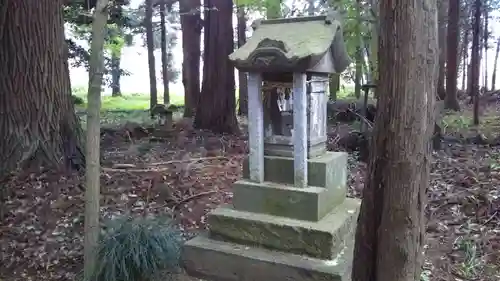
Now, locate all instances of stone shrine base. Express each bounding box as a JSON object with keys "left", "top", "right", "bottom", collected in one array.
[
  {"left": 182, "top": 233, "right": 354, "bottom": 281},
  {"left": 181, "top": 198, "right": 360, "bottom": 281},
  {"left": 181, "top": 151, "right": 360, "bottom": 281}
]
